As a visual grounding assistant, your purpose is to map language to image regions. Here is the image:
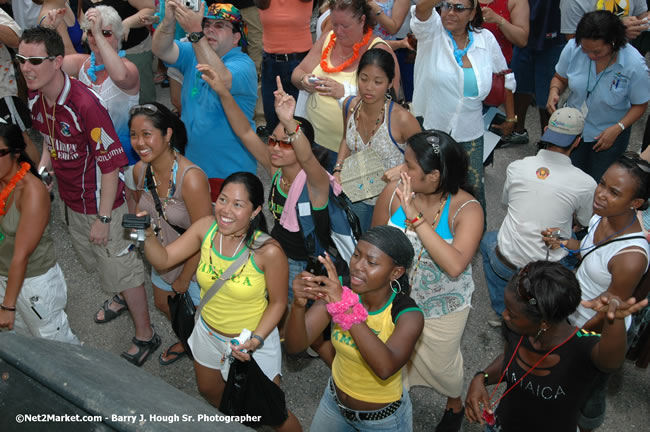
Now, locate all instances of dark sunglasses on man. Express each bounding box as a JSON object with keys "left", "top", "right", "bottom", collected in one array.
[{"left": 15, "top": 54, "right": 56, "bottom": 65}]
